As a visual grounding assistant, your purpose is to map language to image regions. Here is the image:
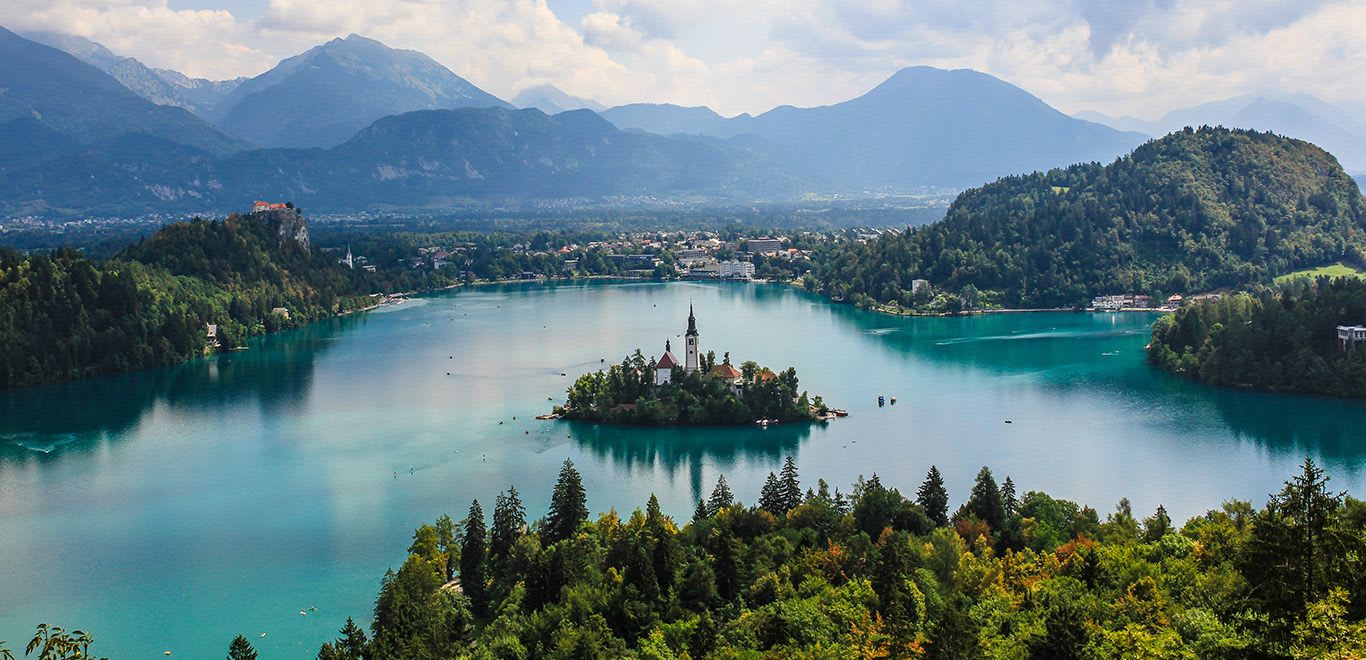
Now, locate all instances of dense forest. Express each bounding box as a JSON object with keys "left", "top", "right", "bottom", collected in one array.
[
  {"left": 152, "top": 457, "right": 1366, "bottom": 659},
  {"left": 0, "top": 208, "right": 450, "bottom": 389},
  {"left": 1148, "top": 276, "right": 1366, "bottom": 397},
  {"left": 810, "top": 127, "right": 1366, "bottom": 310},
  {"left": 8, "top": 459, "right": 1366, "bottom": 658},
  {"left": 559, "top": 351, "right": 823, "bottom": 425}
]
